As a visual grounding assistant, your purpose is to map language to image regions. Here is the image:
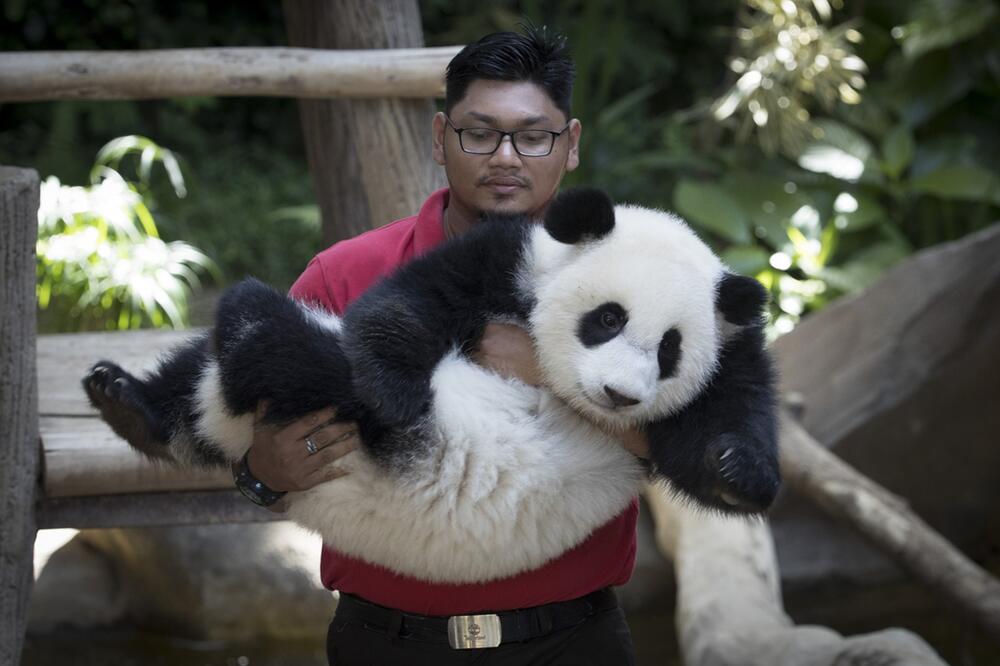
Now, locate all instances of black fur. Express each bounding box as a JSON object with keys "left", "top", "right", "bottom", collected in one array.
[
  {"left": 576, "top": 302, "right": 627, "bottom": 347},
  {"left": 657, "top": 328, "right": 682, "bottom": 379},
  {"left": 716, "top": 272, "right": 769, "bottom": 326},
  {"left": 646, "top": 322, "right": 779, "bottom": 514},
  {"left": 82, "top": 188, "right": 780, "bottom": 514},
  {"left": 84, "top": 336, "right": 227, "bottom": 467},
  {"left": 83, "top": 216, "right": 535, "bottom": 472},
  {"left": 543, "top": 187, "right": 616, "bottom": 244}
]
